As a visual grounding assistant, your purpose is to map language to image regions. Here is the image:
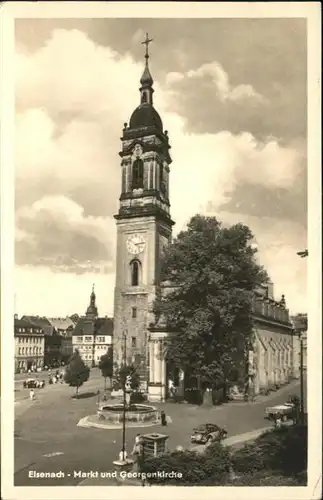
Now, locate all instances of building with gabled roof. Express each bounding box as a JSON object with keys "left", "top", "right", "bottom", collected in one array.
[
  {"left": 14, "top": 317, "right": 45, "bottom": 373},
  {"left": 21, "top": 315, "right": 54, "bottom": 337},
  {"left": 72, "top": 286, "right": 113, "bottom": 367}
]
